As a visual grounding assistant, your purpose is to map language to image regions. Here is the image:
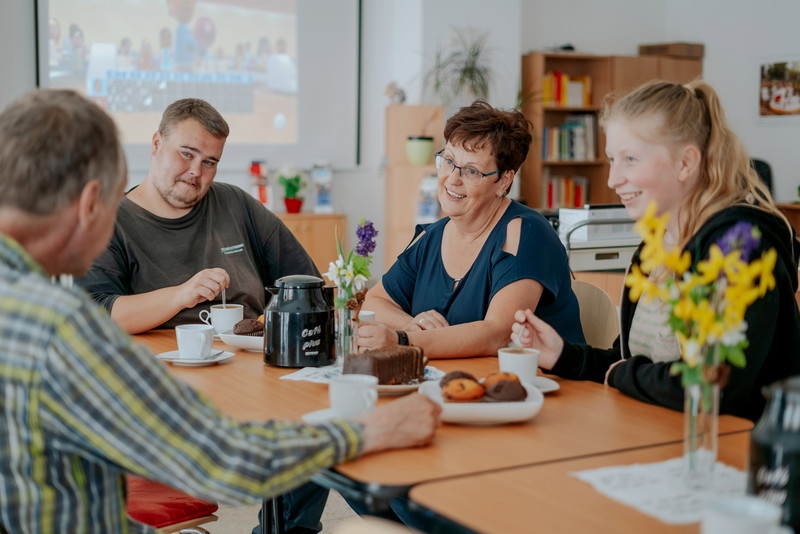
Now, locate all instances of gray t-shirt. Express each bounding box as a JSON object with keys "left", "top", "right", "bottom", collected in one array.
[{"left": 77, "top": 182, "right": 320, "bottom": 329}]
